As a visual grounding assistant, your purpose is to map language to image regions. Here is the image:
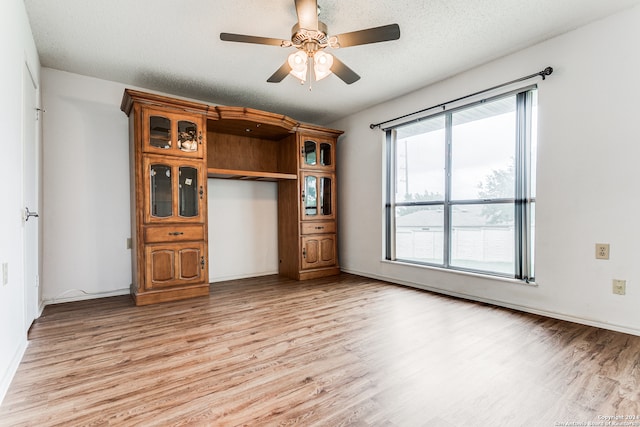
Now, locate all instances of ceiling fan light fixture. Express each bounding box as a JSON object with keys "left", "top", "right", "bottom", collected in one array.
[
  {"left": 220, "top": 1, "right": 400, "bottom": 86},
  {"left": 288, "top": 51, "right": 308, "bottom": 82},
  {"left": 313, "top": 51, "right": 333, "bottom": 81}
]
